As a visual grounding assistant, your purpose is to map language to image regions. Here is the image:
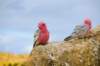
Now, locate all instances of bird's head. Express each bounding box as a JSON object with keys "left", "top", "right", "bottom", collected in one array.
[
  {"left": 38, "top": 21, "right": 47, "bottom": 32},
  {"left": 84, "top": 18, "right": 92, "bottom": 29}
]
